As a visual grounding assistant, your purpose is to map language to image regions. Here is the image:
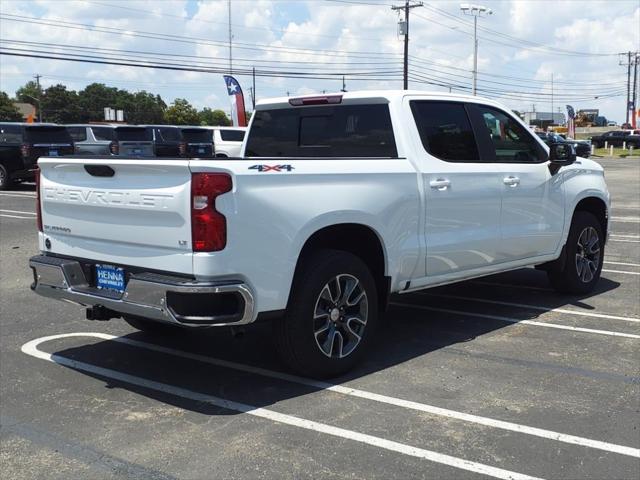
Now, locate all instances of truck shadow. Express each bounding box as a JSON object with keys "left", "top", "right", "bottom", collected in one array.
[{"left": 48, "top": 268, "right": 624, "bottom": 416}]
